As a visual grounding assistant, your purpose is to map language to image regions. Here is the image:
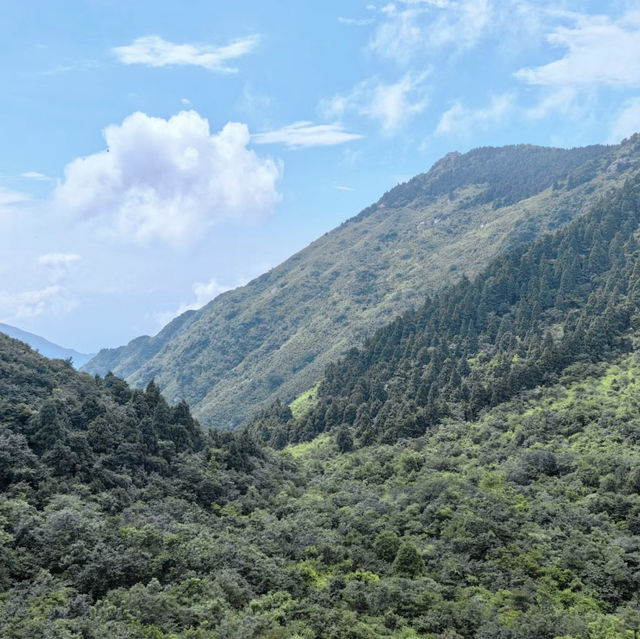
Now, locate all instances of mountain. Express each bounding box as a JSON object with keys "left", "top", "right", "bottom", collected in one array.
[
  {"left": 0, "top": 322, "right": 94, "bottom": 368},
  {"left": 5, "top": 172, "right": 640, "bottom": 635},
  {"left": 250, "top": 168, "right": 640, "bottom": 450},
  {"left": 84, "top": 137, "right": 640, "bottom": 428}
]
